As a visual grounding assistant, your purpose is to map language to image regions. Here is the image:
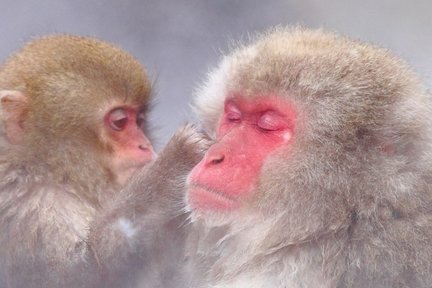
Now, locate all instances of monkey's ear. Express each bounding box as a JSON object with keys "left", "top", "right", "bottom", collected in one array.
[{"left": 0, "top": 90, "right": 28, "bottom": 144}]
